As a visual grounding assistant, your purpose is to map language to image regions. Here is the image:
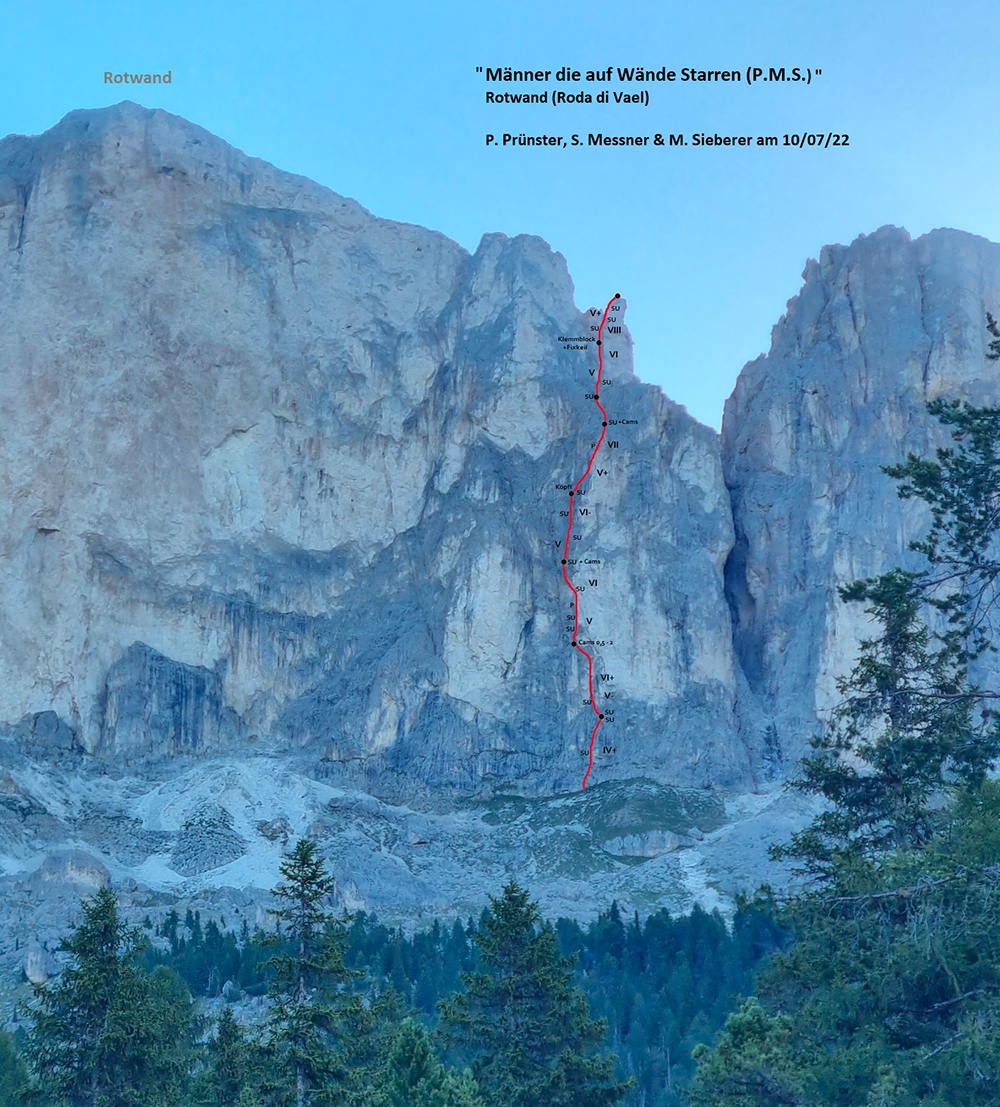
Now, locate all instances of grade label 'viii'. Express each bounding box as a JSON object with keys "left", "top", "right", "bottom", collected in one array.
[{"left": 560, "top": 293, "right": 621, "bottom": 790}]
